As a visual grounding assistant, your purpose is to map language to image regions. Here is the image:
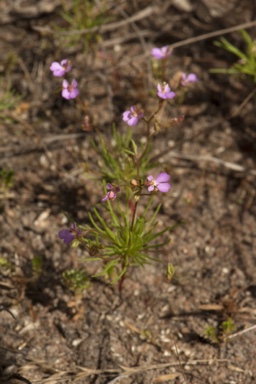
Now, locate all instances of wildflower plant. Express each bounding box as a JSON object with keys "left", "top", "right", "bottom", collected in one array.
[
  {"left": 211, "top": 30, "right": 256, "bottom": 83},
  {"left": 63, "top": 269, "right": 90, "bottom": 292},
  {"left": 56, "top": 0, "right": 110, "bottom": 52},
  {"left": 0, "top": 78, "right": 22, "bottom": 121},
  {"left": 89, "top": 126, "right": 156, "bottom": 184},
  {"left": 52, "top": 44, "right": 198, "bottom": 288}
]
